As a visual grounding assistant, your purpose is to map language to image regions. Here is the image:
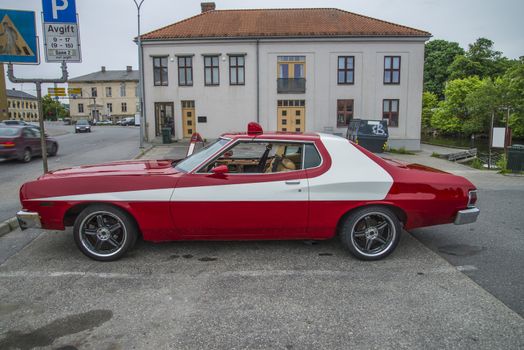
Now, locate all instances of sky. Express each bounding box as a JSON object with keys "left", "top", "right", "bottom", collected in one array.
[{"left": 2, "top": 0, "right": 523, "bottom": 96}]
